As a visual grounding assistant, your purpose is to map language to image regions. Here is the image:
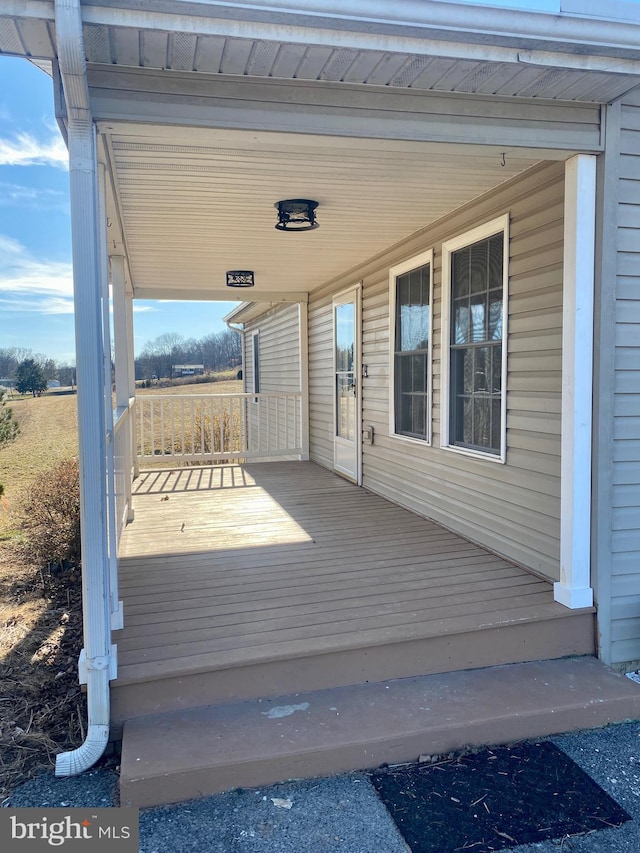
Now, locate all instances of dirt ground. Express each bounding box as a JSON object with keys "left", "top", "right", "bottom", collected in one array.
[{"left": 0, "top": 540, "right": 91, "bottom": 800}]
